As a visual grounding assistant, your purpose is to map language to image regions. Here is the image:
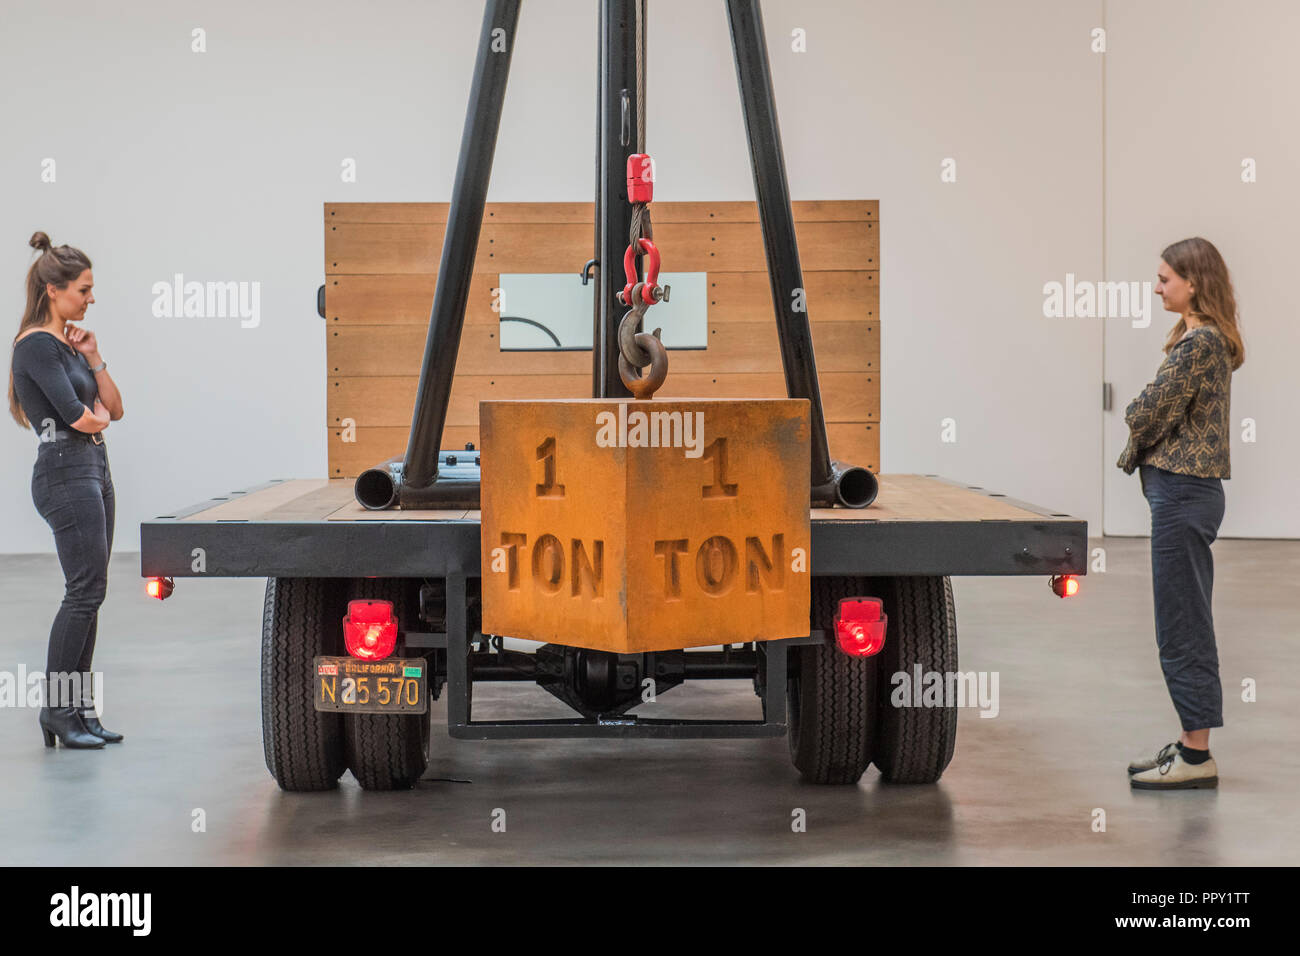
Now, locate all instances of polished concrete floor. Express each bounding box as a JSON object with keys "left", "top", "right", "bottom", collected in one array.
[{"left": 0, "top": 537, "right": 1296, "bottom": 866}]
